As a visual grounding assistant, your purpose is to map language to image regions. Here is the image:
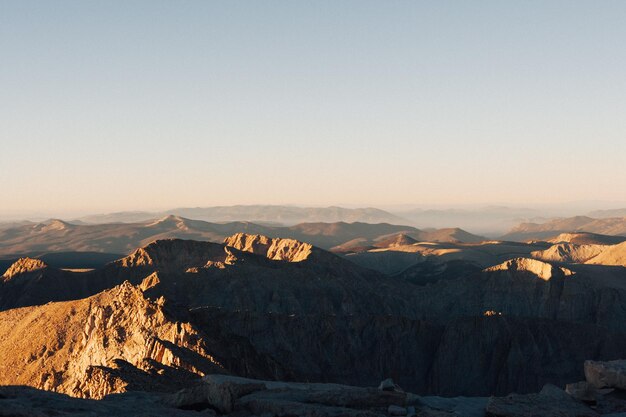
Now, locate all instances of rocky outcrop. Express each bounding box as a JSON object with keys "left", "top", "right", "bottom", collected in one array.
[
  {"left": 1, "top": 257, "right": 48, "bottom": 280},
  {"left": 165, "top": 375, "right": 429, "bottom": 417},
  {"left": 586, "top": 242, "right": 626, "bottom": 267},
  {"left": 224, "top": 232, "right": 321, "bottom": 262},
  {"left": 531, "top": 241, "right": 626, "bottom": 267},
  {"left": 532, "top": 243, "right": 606, "bottom": 264},
  {"left": 484, "top": 258, "right": 574, "bottom": 281},
  {"left": 0, "top": 282, "right": 224, "bottom": 399},
  {"left": 585, "top": 360, "right": 626, "bottom": 390},
  {"left": 113, "top": 239, "right": 236, "bottom": 271},
  {"left": 373, "top": 233, "right": 419, "bottom": 249}
]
